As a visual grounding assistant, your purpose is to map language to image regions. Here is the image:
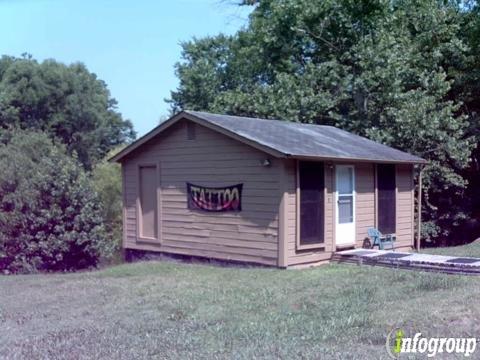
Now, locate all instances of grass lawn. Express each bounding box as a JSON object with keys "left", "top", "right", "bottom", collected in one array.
[{"left": 2, "top": 243, "right": 480, "bottom": 359}]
